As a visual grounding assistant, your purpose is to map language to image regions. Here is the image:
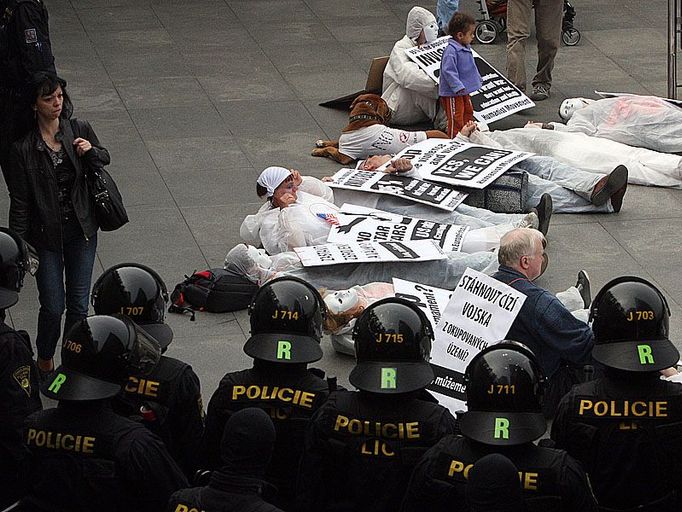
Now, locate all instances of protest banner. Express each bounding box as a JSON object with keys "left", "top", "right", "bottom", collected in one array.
[
  {"left": 404, "top": 37, "right": 534, "bottom": 122},
  {"left": 328, "top": 168, "right": 468, "bottom": 211},
  {"left": 392, "top": 138, "right": 532, "bottom": 189},
  {"left": 595, "top": 90, "right": 682, "bottom": 107},
  {"left": 294, "top": 240, "right": 446, "bottom": 267},
  {"left": 427, "top": 268, "right": 527, "bottom": 413},
  {"left": 392, "top": 278, "right": 453, "bottom": 328},
  {"left": 327, "top": 204, "right": 469, "bottom": 252}
]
